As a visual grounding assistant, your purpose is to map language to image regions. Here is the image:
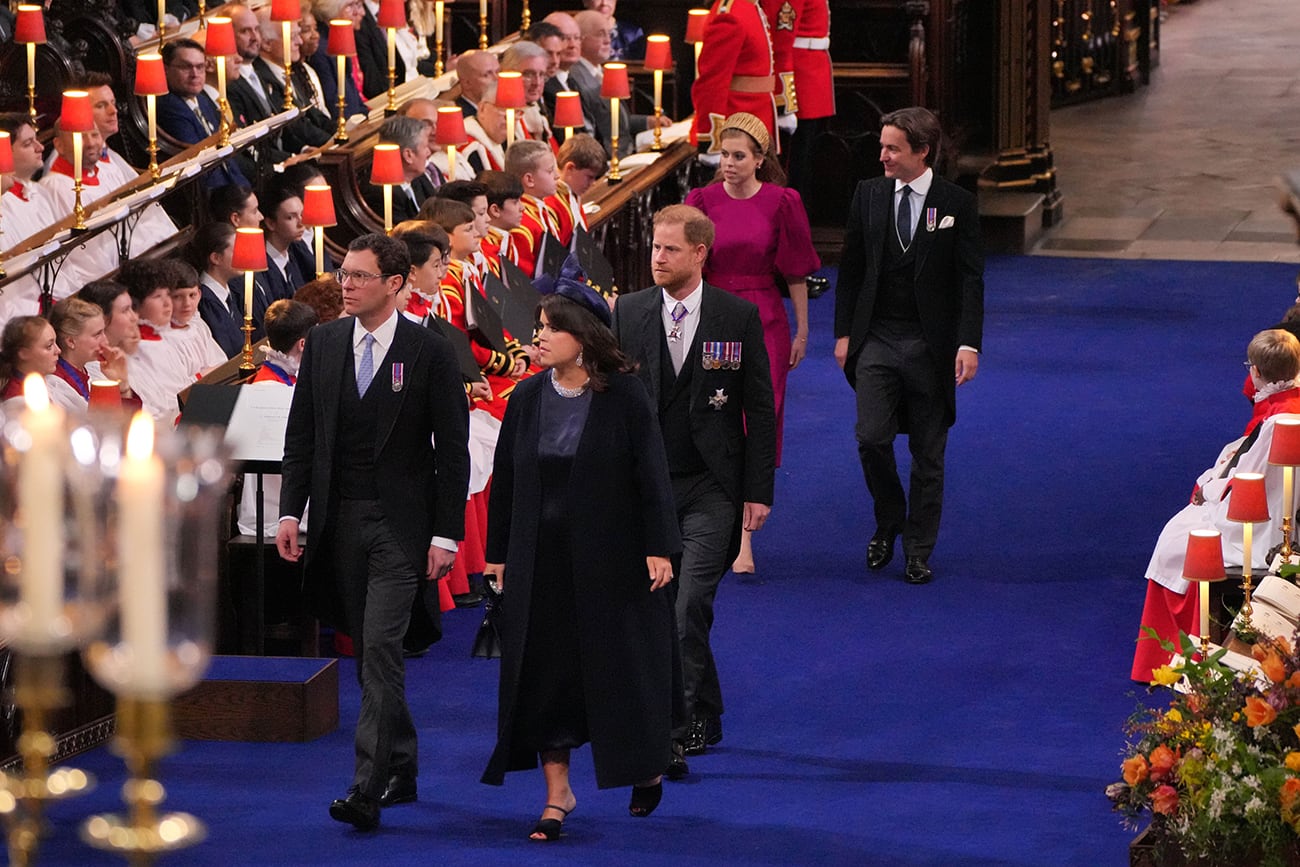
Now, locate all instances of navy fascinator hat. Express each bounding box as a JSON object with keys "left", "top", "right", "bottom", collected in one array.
[{"left": 535, "top": 254, "right": 612, "bottom": 328}]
